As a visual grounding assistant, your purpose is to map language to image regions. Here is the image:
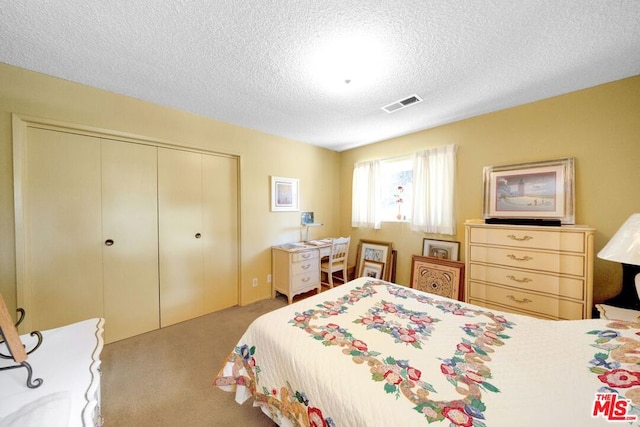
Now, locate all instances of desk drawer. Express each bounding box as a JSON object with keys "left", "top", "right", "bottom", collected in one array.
[
  {"left": 468, "top": 281, "right": 583, "bottom": 319},
  {"left": 292, "top": 259, "right": 318, "bottom": 275},
  {"left": 292, "top": 271, "right": 319, "bottom": 292},
  {"left": 468, "top": 263, "right": 584, "bottom": 300},
  {"left": 469, "top": 227, "right": 585, "bottom": 252},
  {"left": 469, "top": 245, "right": 584, "bottom": 276},
  {"left": 293, "top": 250, "right": 317, "bottom": 262}
]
